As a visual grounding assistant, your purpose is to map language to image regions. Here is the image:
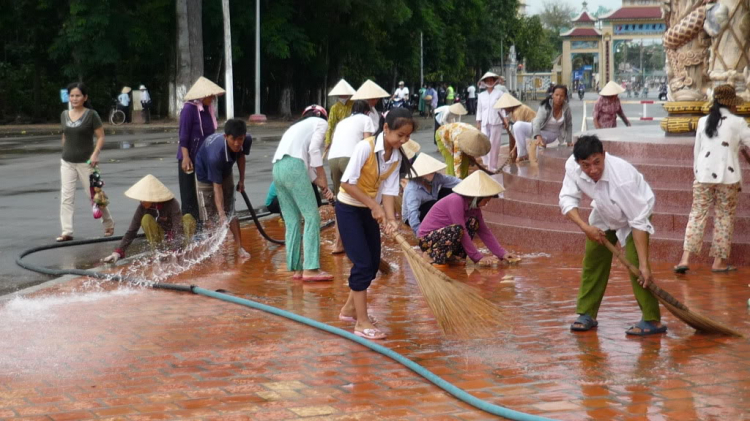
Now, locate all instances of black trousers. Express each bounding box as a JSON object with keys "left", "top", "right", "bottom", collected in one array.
[
  {"left": 178, "top": 161, "right": 199, "bottom": 221},
  {"left": 467, "top": 98, "right": 477, "bottom": 114}
]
